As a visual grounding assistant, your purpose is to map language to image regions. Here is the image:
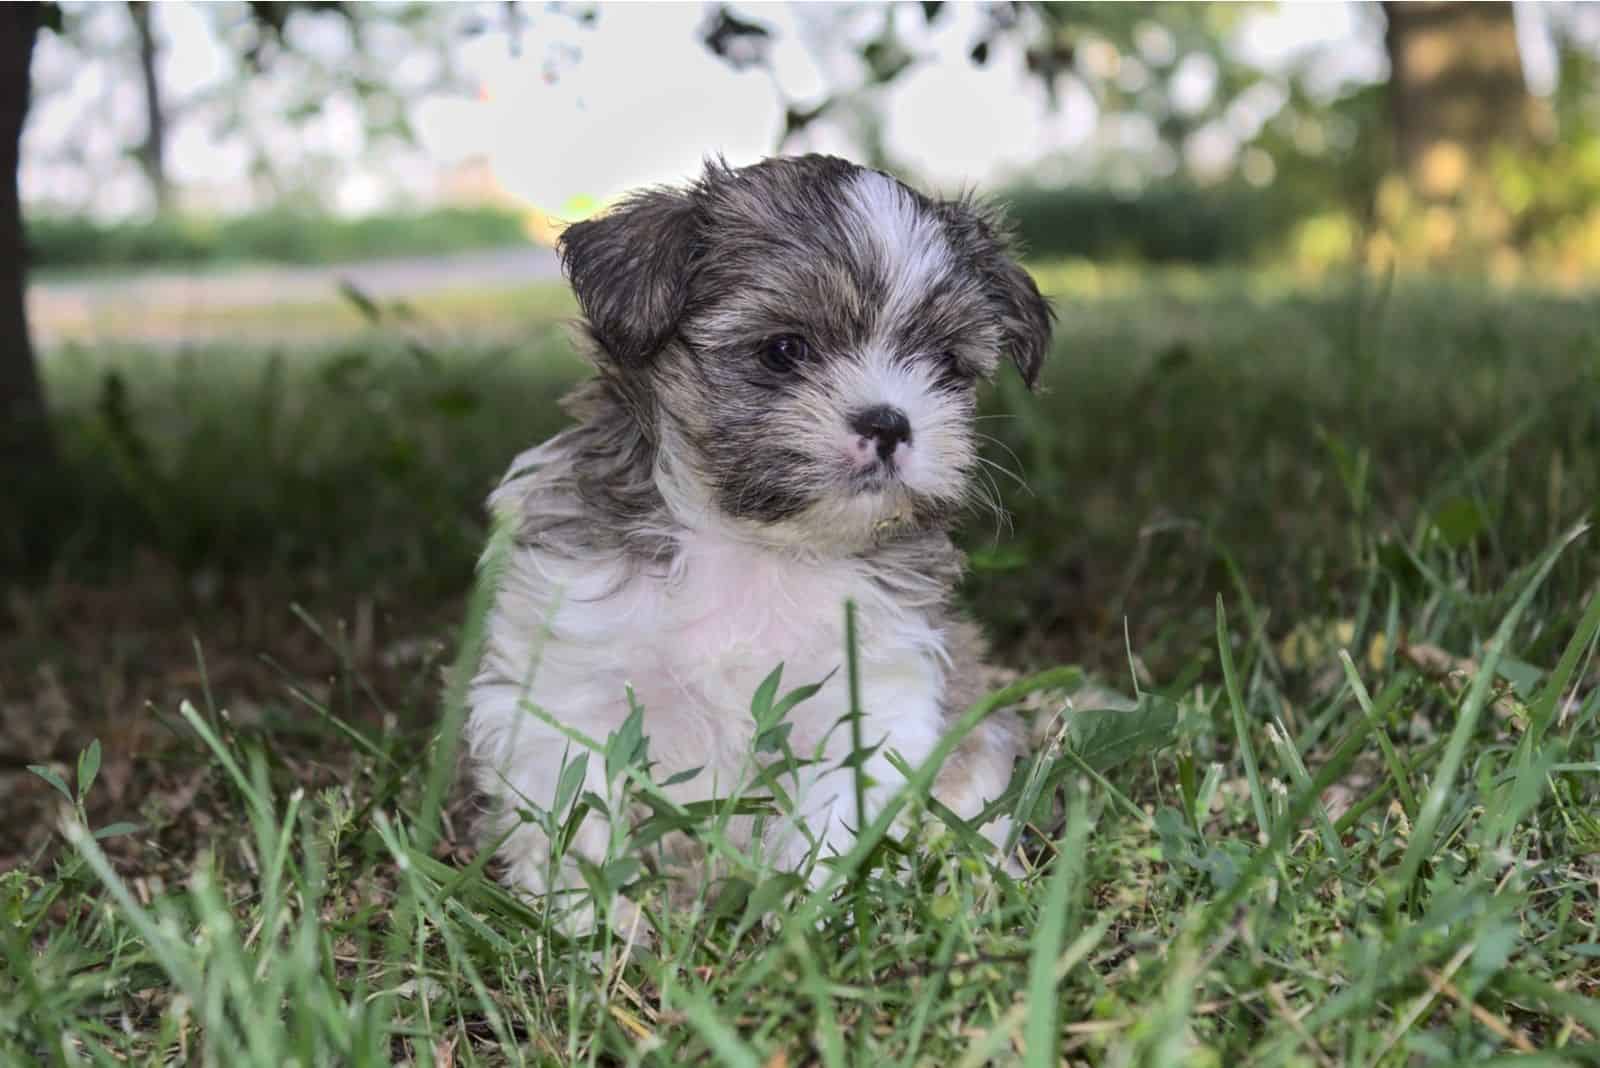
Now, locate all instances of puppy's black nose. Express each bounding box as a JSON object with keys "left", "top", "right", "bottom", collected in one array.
[{"left": 850, "top": 405, "right": 913, "bottom": 461}]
